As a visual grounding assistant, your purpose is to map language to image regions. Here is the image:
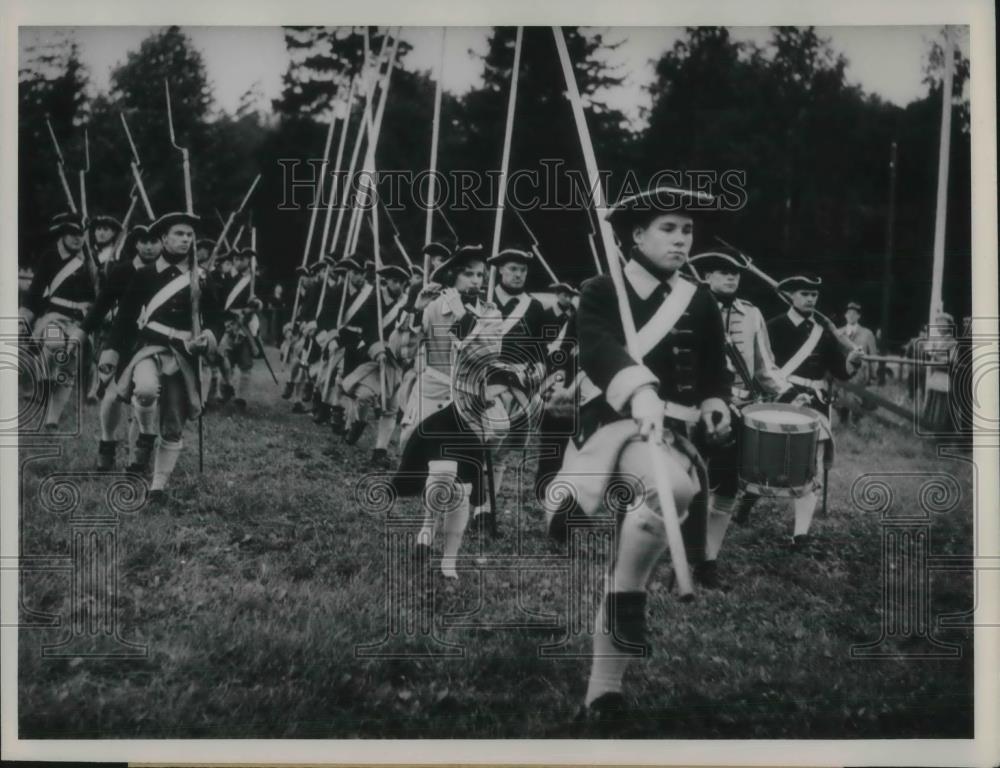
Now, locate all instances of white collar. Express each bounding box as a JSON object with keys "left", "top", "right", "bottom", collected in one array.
[
  {"left": 624, "top": 259, "right": 679, "bottom": 301},
  {"left": 57, "top": 239, "right": 76, "bottom": 261},
  {"left": 787, "top": 307, "right": 812, "bottom": 327},
  {"left": 132, "top": 256, "right": 145, "bottom": 270}
]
